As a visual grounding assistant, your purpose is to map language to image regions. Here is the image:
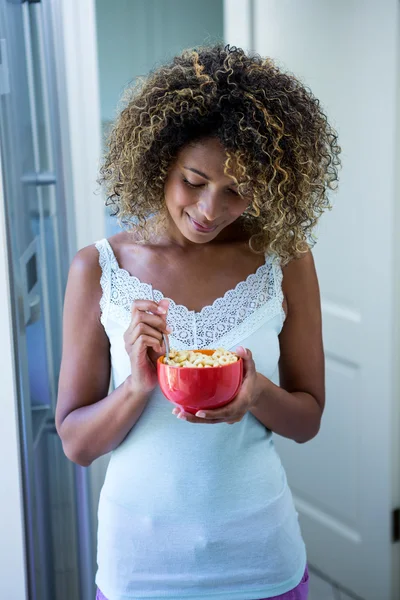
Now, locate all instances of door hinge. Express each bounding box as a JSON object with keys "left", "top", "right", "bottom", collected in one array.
[{"left": 393, "top": 508, "right": 400, "bottom": 542}]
